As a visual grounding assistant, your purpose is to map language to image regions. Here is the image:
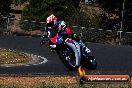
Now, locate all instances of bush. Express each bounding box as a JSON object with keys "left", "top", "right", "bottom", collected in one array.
[
  {"left": 19, "top": 20, "right": 30, "bottom": 31},
  {"left": 0, "top": 0, "right": 11, "bottom": 15},
  {"left": 20, "top": 0, "right": 79, "bottom": 31}
]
